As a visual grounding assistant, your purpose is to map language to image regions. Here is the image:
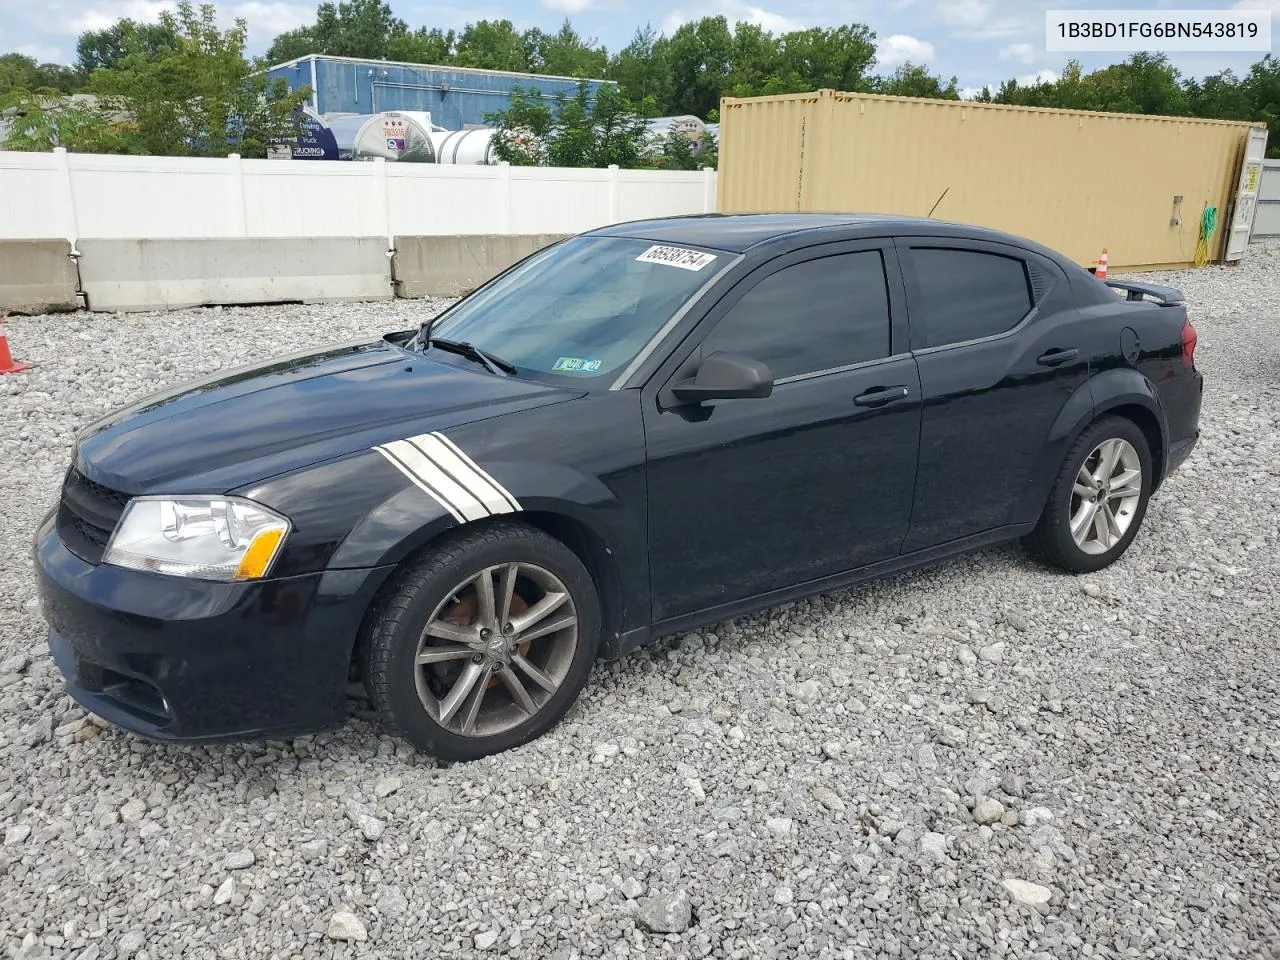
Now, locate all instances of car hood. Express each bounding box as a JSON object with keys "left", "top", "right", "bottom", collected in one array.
[{"left": 73, "top": 335, "right": 582, "bottom": 493}]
